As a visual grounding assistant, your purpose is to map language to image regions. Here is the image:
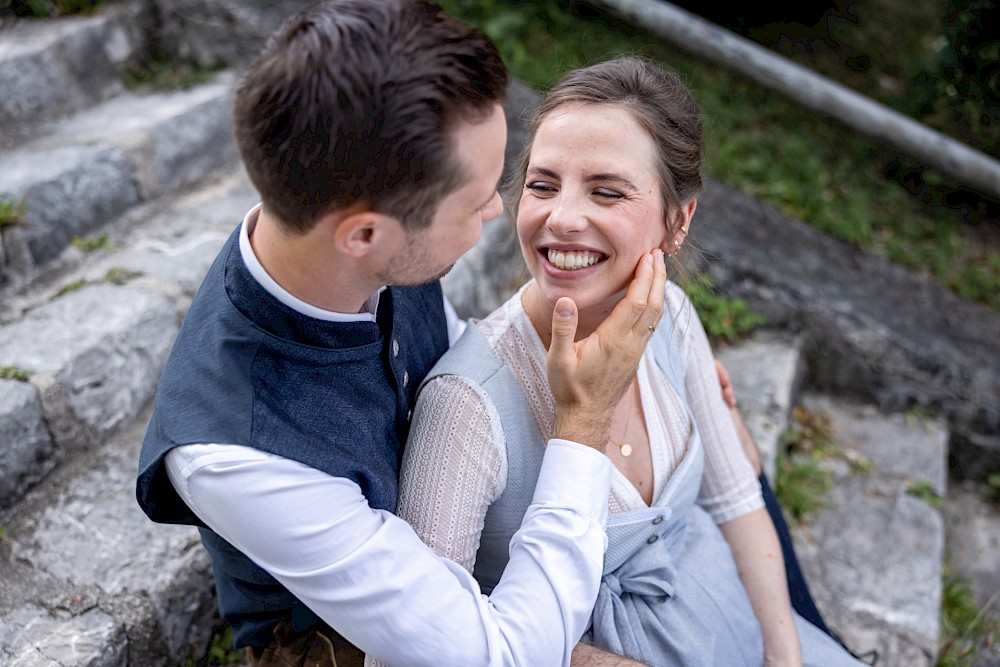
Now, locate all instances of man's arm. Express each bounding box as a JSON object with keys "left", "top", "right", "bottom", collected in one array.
[
  {"left": 167, "top": 441, "right": 610, "bottom": 667},
  {"left": 571, "top": 643, "right": 648, "bottom": 666}
]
